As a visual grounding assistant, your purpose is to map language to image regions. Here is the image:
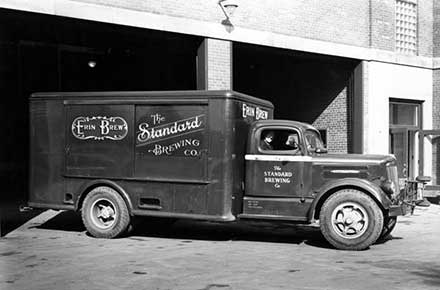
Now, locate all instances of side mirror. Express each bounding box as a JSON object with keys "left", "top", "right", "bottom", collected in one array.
[{"left": 315, "top": 148, "right": 328, "bottom": 154}]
